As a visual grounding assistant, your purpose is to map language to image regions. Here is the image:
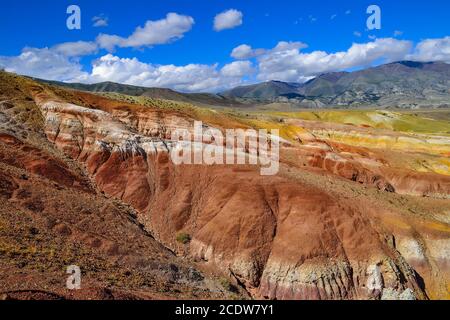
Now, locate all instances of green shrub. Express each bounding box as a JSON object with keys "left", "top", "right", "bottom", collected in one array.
[
  {"left": 219, "top": 277, "right": 238, "bottom": 293},
  {"left": 176, "top": 232, "right": 191, "bottom": 244}
]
